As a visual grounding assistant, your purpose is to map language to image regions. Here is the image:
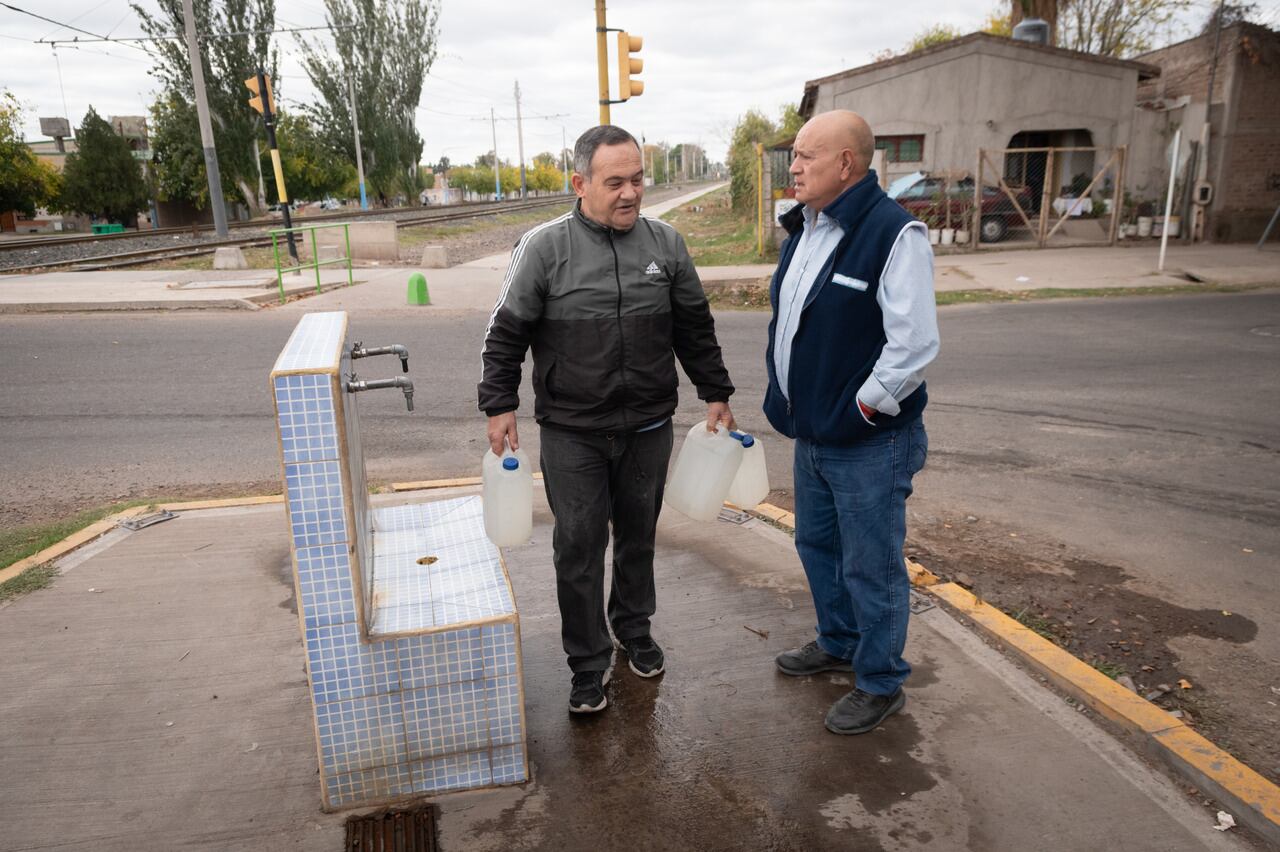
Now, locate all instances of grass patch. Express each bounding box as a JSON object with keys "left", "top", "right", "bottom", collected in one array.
[
  {"left": 936, "top": 282, "right": 1274, "bottom": 305},
  {"left": 662, "top": 187, "right": 777, "bottom": 266},
  {"left": 1, "top": 500, "right": 156, "bottom": 572},
  {"left": 1005, "top": 606, "right": 1060, "bottom": 644},
  {"left": 0, "top": 564, "right": 59, "bottom": 604},
  {"left": 1090, "top": 659, "right": 1127, "bottom": 680}
]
